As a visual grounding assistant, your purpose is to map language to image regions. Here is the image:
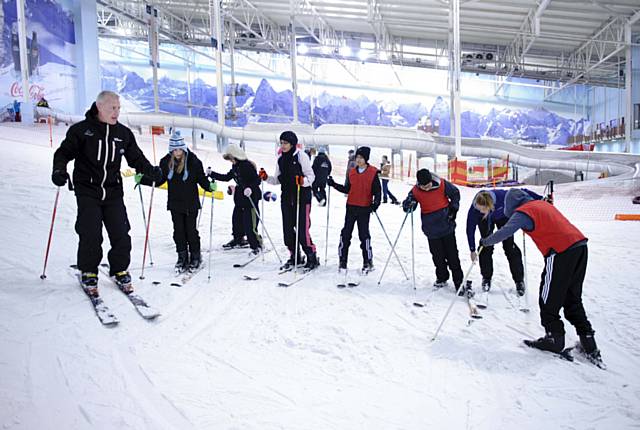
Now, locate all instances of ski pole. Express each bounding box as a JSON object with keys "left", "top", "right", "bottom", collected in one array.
[
  {"left": 260, "top": 181, "right": 265, "bottom": 262},
  {"left": 377, "top": 211, "right": 410, "bottom": 285},
  {"left": 431, "top": 247, "right": 483, "bottom": 342},
  {"left": 137, "top": 184, "right": 154, "bottom": 266},
  {"left": 411, "top": 209, "right": 416, "bottom": 291},
  {"left": 324, "top": 186, "right": 331, "bottom": 266},
  {"left": 522, "top": 232, "right": 530, "bottom": 309},
  {"left": 139, "top": 183, "right": 155, "bottom": 280},
  {"left": 40, "top": 187, "right": 61, "bottom": 279},
  {"left": 208, "top": 192, "right": 214, "bottom": 282},
  {"left": 247, "top": 196, "right": 283, "bottom": 264},
  {"left": 197, "top": 190, "right": 206, "bottom": 228},
  {"left": 294, "top": 181, "right": 302, "bottom": 275},
  {"left": 374, "top": 211, "right": 410, "bottom": 282}
]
